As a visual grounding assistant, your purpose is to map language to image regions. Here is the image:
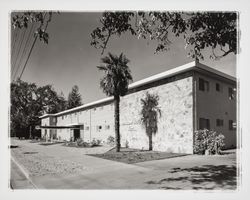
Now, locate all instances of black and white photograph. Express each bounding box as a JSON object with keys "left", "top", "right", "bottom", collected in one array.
[{"left": 1, "top": 0, "right": 250, "bottom": 199}]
